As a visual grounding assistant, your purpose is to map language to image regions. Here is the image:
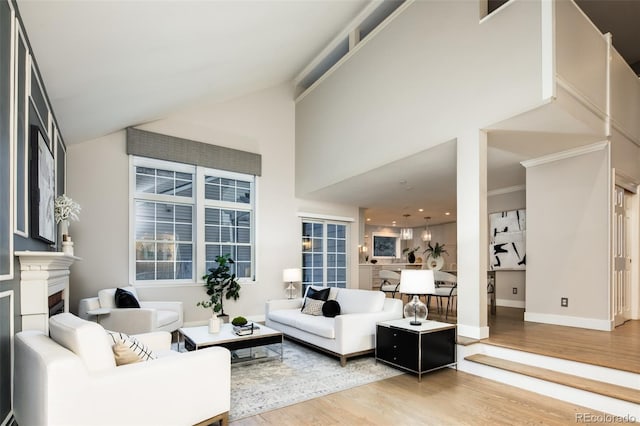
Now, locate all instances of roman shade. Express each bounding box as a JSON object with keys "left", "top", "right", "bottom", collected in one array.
[{"left": 126, "top": 127, "right": 261, "bottom": 176}]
